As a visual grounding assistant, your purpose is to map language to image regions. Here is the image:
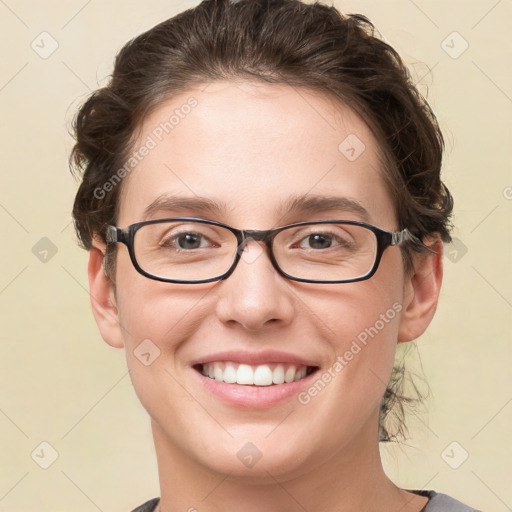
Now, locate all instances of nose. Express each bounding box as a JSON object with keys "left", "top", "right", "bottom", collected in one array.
[{"left": 214, "top": 239, "right": 295, "bottom": 332}]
